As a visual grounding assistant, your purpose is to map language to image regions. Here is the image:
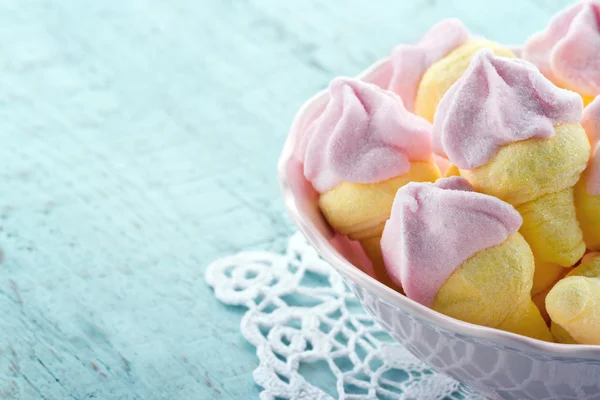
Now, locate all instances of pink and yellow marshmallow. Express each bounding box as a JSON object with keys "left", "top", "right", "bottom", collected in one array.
[
  {"left": 301, "top": 78, "right": 440, "bottom": 290},
  {"left": 523, "top": 0, "right": 600, "bottom": 106},
  {"left": 432, "top": 50, "right": 590, "bottom": 296},
  {"left": 575, "top": 97, "right": 600, "bottom": 251},
  {"left": 388, "top": 19, "right": 514, "bottom": 123},
  {"left": 381, "top": 177, "right": 553, "bottom": 341}
]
